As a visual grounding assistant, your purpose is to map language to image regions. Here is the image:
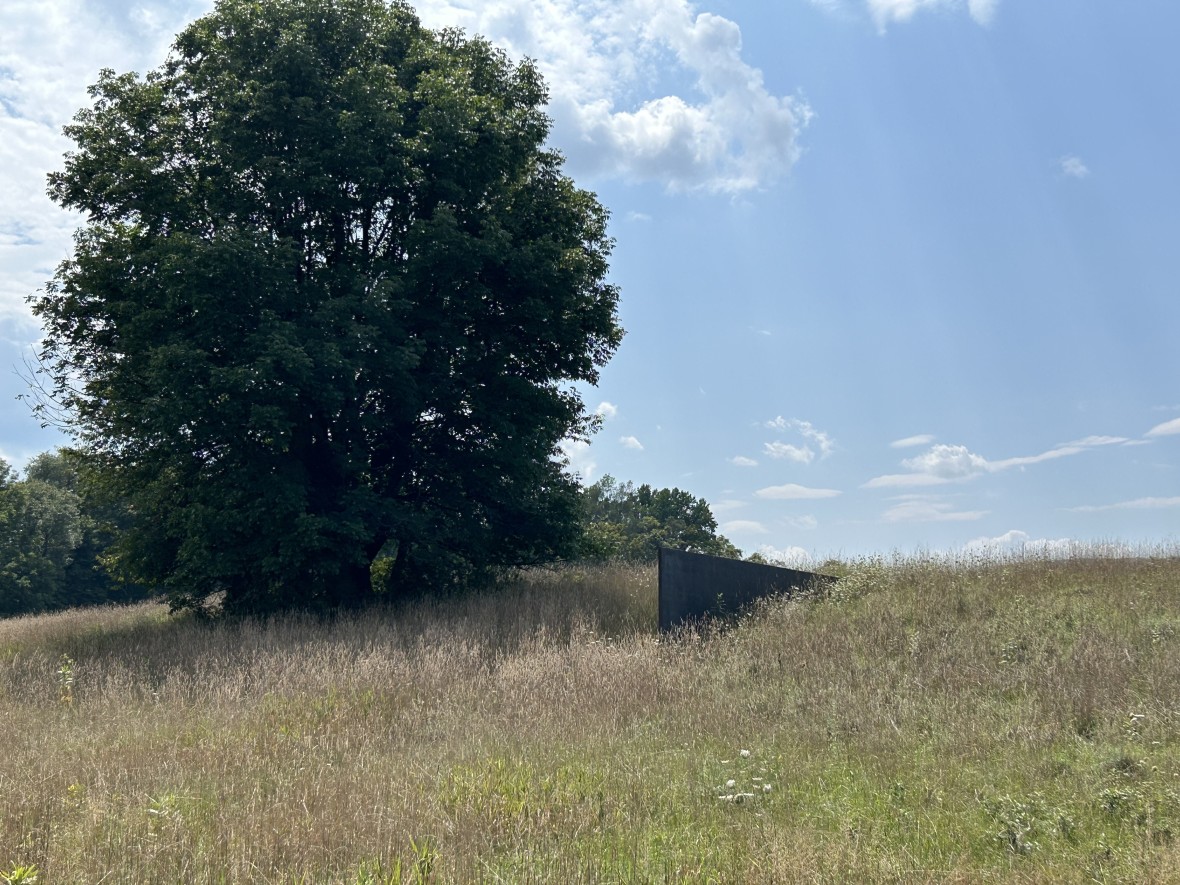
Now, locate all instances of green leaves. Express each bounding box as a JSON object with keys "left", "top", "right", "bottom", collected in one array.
[
  {"left": 581, "top": 476, "right": 740, "bottom": 563},
  {"left": 33, "top": 0, "right": 622, "bottom": 614},
  {"left": 0, "top": 451, "right": 145, "bottom": 616}
]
